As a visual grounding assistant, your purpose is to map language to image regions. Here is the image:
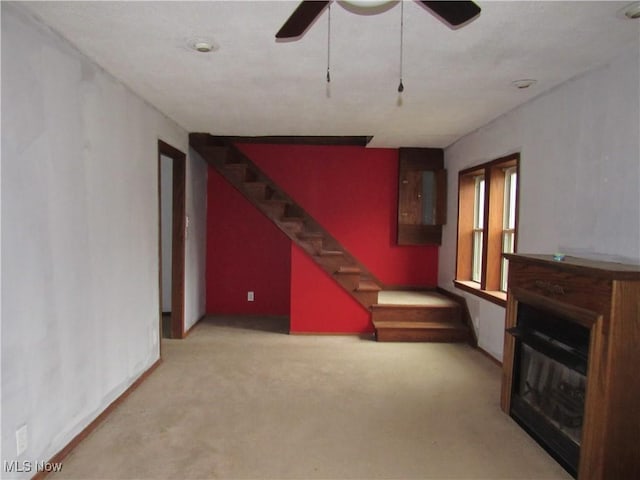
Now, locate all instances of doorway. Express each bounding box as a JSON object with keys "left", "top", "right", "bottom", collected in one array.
[{"left": 158, "top": 140, "right": 186, "bottom": 340}]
